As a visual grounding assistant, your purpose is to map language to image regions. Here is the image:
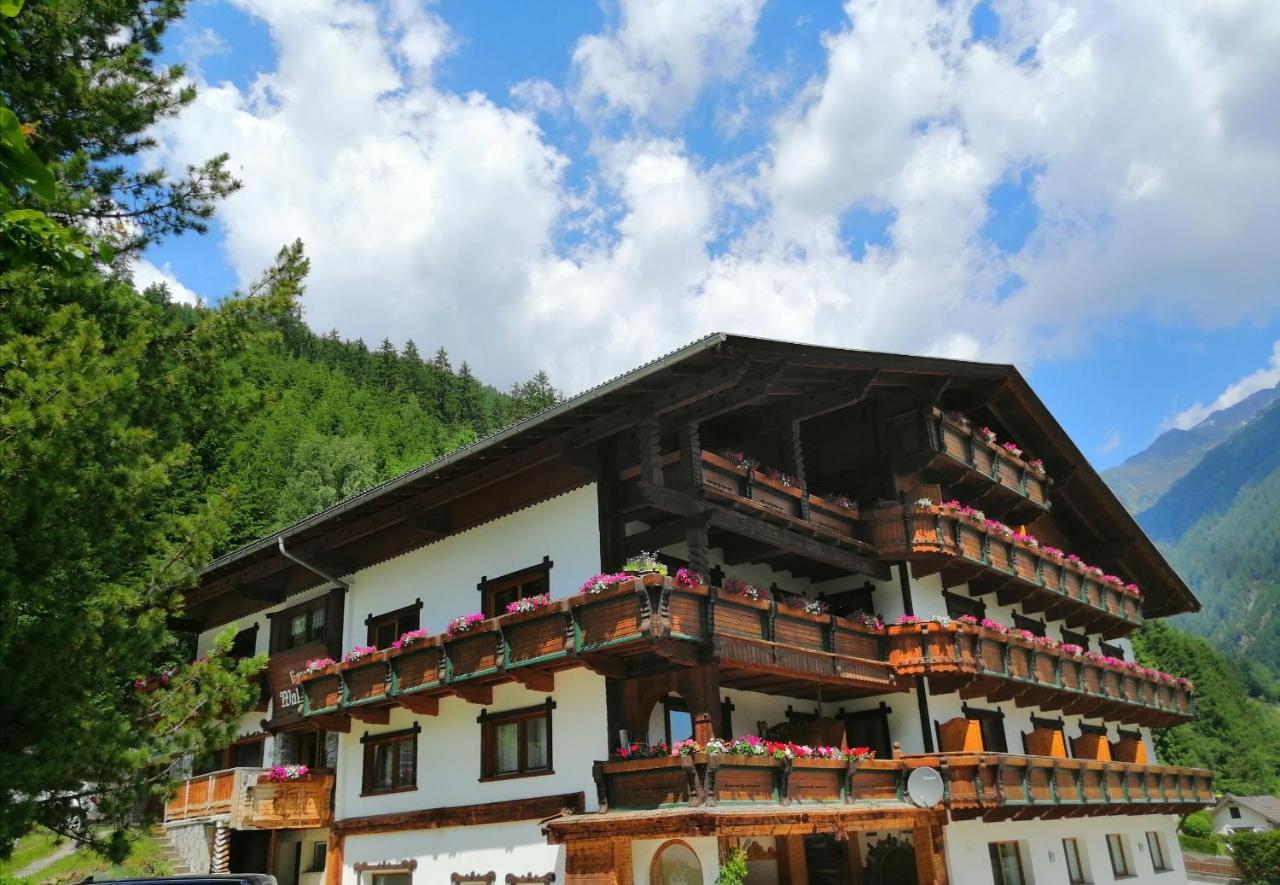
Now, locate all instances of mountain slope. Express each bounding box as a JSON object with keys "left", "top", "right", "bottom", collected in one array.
[
  {"left": 1138, "top": 397, "right": 1280, "bottom": 543},
  {"left": 1103, "top": 384, "right": 1280, "bottom": 513}
]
